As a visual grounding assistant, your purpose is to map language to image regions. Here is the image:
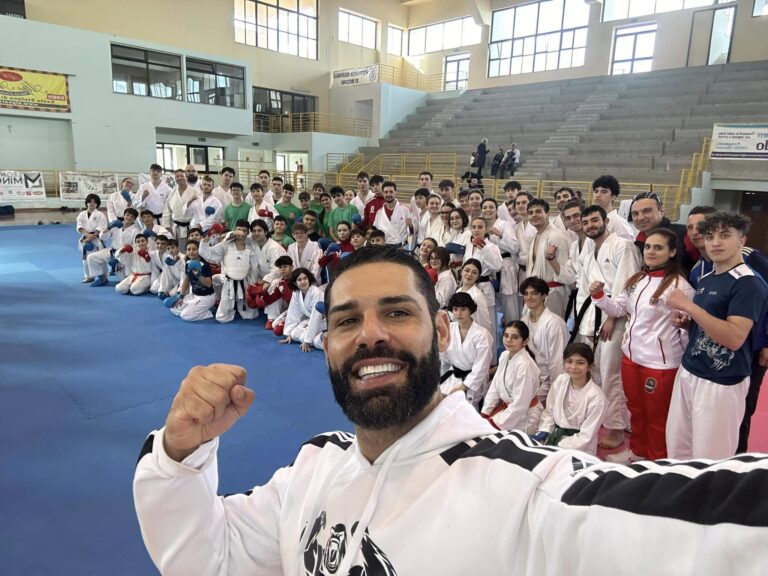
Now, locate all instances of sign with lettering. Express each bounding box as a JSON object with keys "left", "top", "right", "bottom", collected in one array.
[
  {"left": 331, "top": 65, "right": 379, "bottom": 88},
  {"left": 0, "top": 171, "right": 46, "bottom": 203},
  {"left": 0, "top": 66, "right": 70, "bottom": 112},
  {"left": 711, "top": 123, "right": 768, "bottom": 160}
]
